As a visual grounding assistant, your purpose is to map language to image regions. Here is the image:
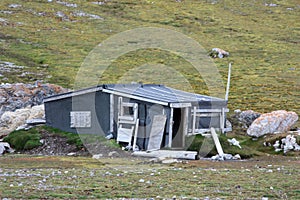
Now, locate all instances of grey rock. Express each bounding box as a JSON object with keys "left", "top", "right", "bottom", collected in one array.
[
  {"left": 108, "top": 151, "right": 119, "bottom": 157},
  {"left": 234, "top": 110, "right": 261, "bottom": 128}
]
